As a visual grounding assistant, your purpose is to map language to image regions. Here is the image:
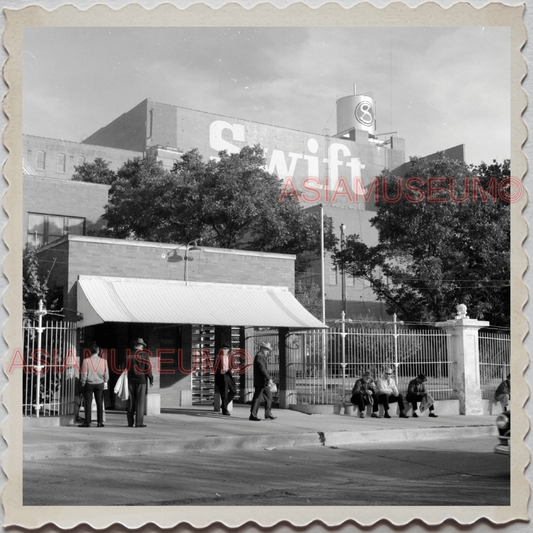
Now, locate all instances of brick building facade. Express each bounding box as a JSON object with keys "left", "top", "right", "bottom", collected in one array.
[{"left": 36, "top": 235, "right": 315, "bottom": 409}]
